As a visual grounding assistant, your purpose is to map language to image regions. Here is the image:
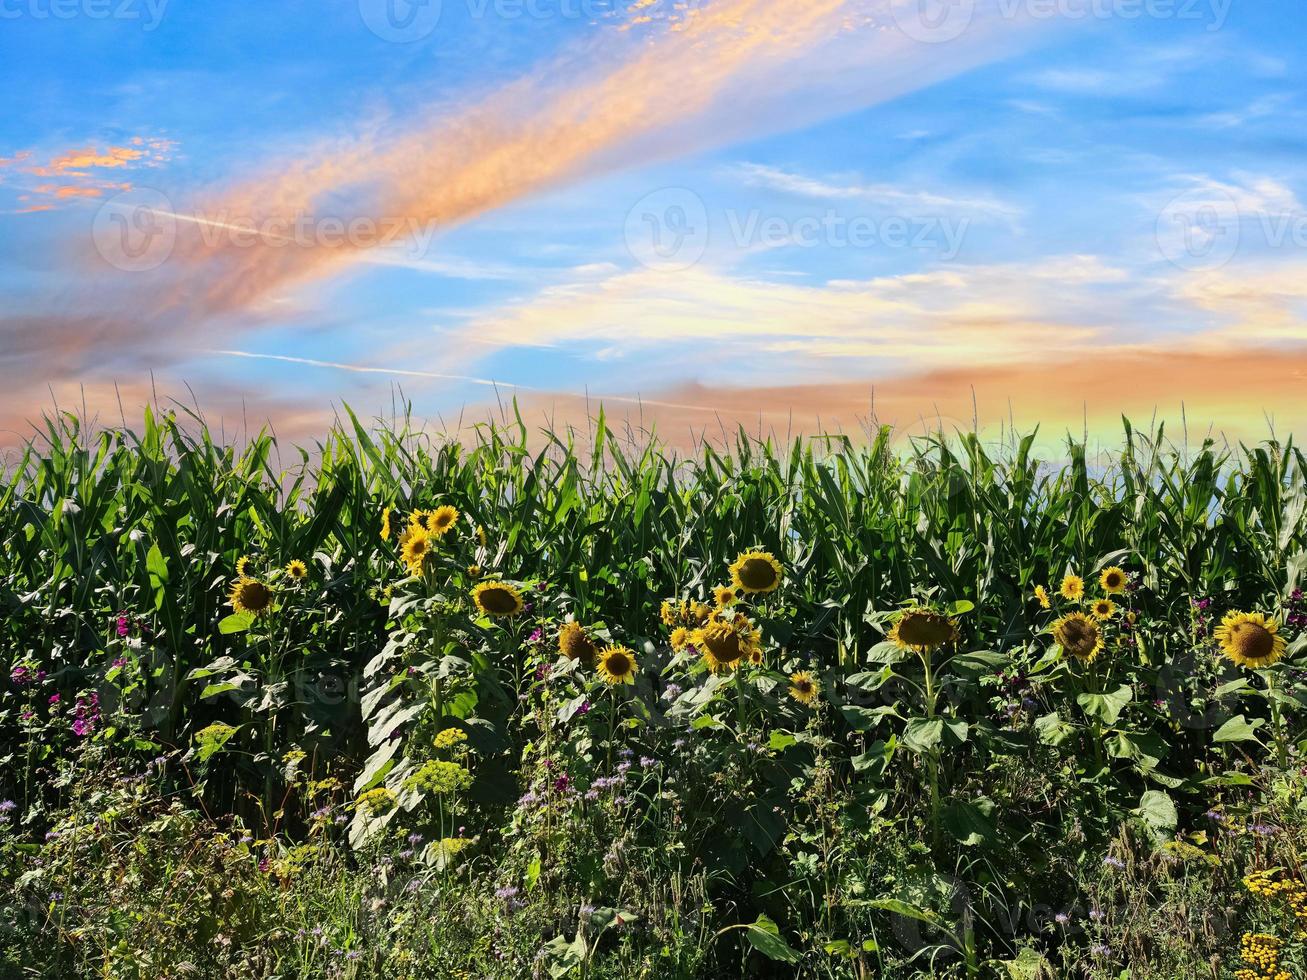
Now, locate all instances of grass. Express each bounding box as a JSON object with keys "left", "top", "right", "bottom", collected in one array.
[{"left": 1, "top": 404, "right": 1306, "bottom": 978}]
